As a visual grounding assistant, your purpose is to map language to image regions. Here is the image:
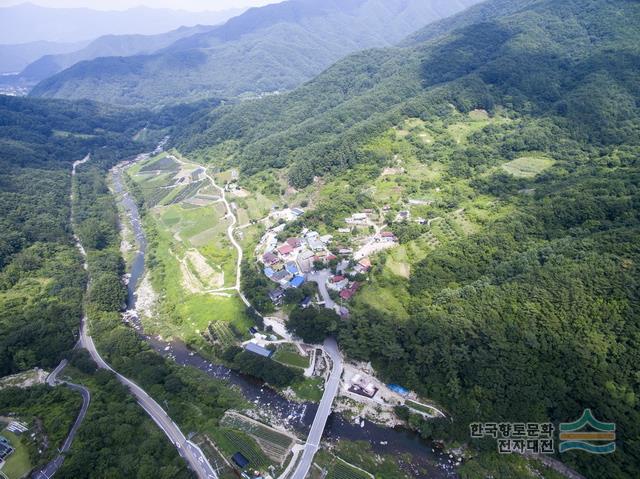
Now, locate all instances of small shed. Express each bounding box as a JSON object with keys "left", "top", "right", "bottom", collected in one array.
[
  {"left": 232, "top": 452, "right": 250, "bottom": 469},
  {"left": 245, "top": 342, "right": 274, "bottom": 358}
]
